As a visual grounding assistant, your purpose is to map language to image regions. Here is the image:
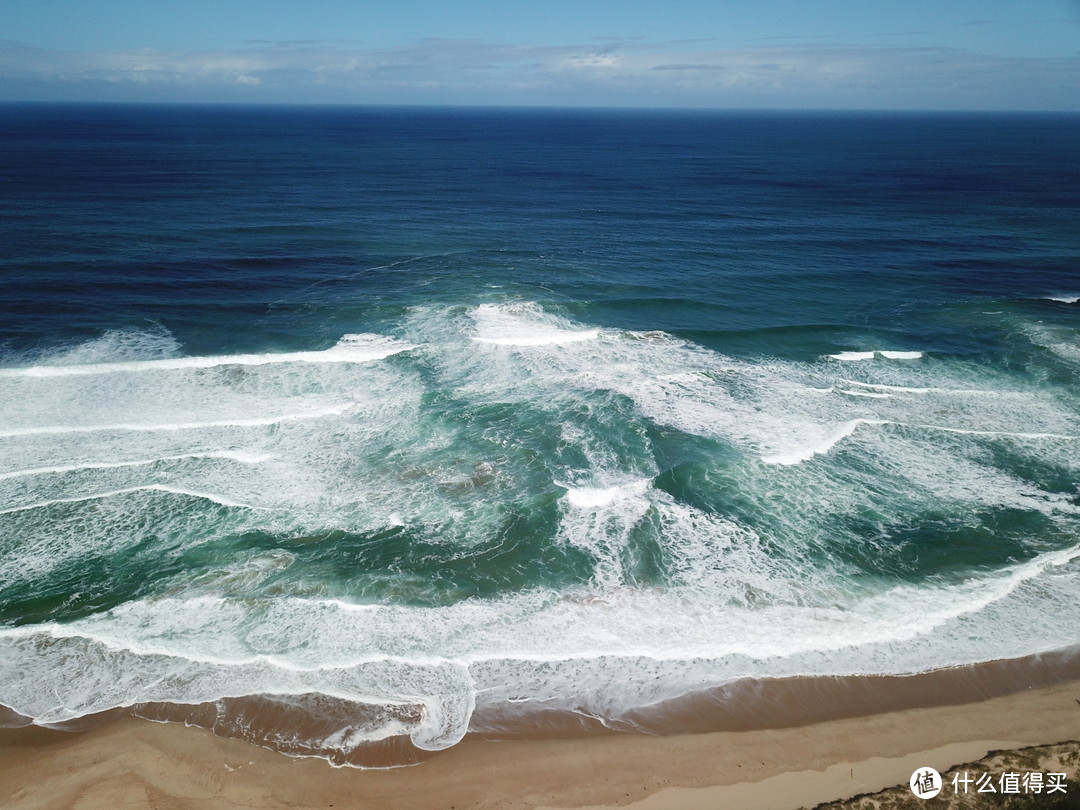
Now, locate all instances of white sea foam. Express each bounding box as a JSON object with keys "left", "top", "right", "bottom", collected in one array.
[
  {"left": 1, "top": 540, "right": 1077, "bottom": 753},
  {"left": 0, "top": 404, "right": 354, "bottom": 438},
  {"left": 878, "top": 350, "right": 923, "bottom": 360},
  {"left": 3, "top": 305, "right": 1080, "bottom": 760},
  {"left": 554, "top": 479, "right": 656, "bottom": 588},
  {"left": 0, "top": 484, "right": 260, "bottom": 516},
  {"left": 0, "top": 450, "right": 270, "bottom": 481},
  {"left": 475, "top": 331, "right": 600, "bottom": 347},
  {"left": 470, "top": 302, "right": 600, "bottom": 346},
  {"left": 1023, "top": 323, "right": 1080, "bottom": 365},
  {"left": 839, "top": 381, "right": 929, "bottom": 394},
  {"left": 760, "top": 419, "right": 887, "bottom": 466},
  {"left": 0, "top": 334, "right": 413, "bottom": 378},
  {"left": 559, "top": 480, "right": 651, "bottom": 509},
  {"left": 1045, "top": 295, "right": 1079, "bottom": 303},
  {"left": 836, "top": 389, "right": 892, "bottom": 399},
  {"left": 907, "top": 424, "right": 1080, "bottom": 441},
  {"left": 827, "top": 350, "right": 923, "bottom": 361},
  {"left": 827, "top": 351, "right": 877, "bottom": 361}
]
